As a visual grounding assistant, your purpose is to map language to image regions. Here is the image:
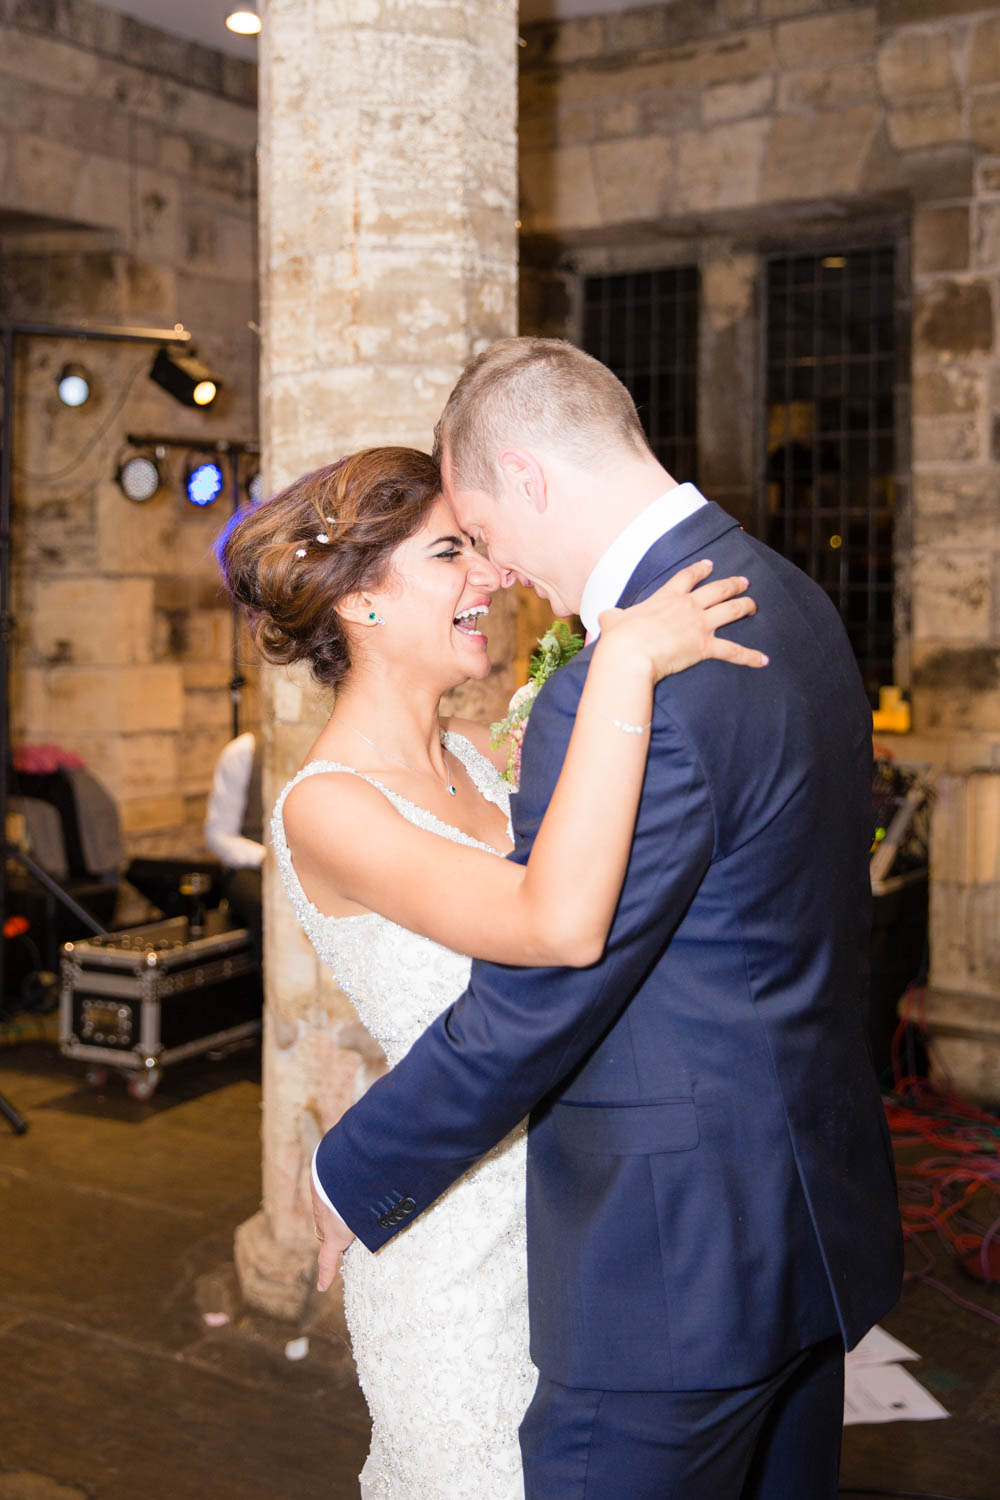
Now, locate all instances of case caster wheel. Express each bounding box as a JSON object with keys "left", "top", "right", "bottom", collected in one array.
[
  {"left": 85, "top": 1067, "right": 109, "bottom": 1089},
  {"left": 127, "top": 1068, "right": 161, "bottom": 1101}
]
